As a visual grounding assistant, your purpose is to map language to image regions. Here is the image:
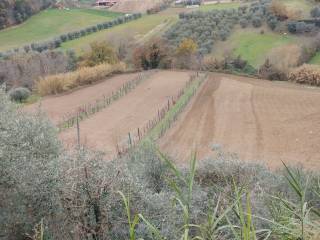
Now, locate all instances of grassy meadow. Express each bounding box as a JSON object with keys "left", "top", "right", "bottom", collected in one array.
[
  {"left": 211, "top": 28, "right": 297, "bottom": 67},
  {"left": 310, "top": 53, "right": 320, "bottom": 65},
  {"left": 61, "top": 10, "right": 179, "bottom": 53},
  {"left": 0, "top": 8, "right": 121, "bottom": 51}
]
